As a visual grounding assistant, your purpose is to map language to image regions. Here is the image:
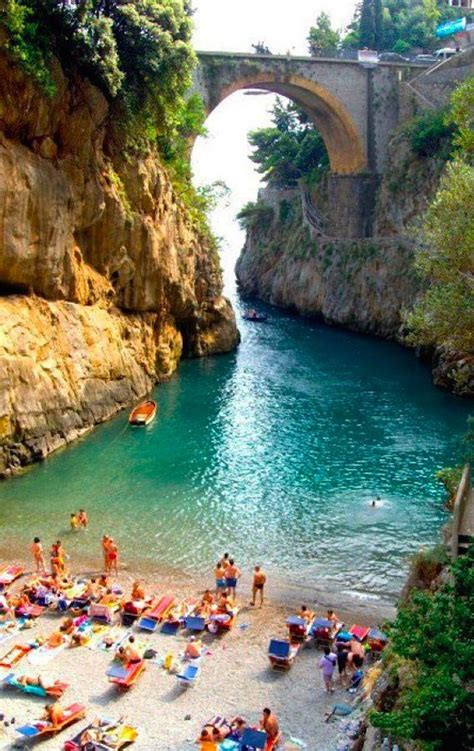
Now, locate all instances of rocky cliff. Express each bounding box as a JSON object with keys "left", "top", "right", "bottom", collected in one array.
[
  {"left": 0, "top": 52, "right": 239, "bottom": 475},
  {"left": 236, "top": 125, "right": 469, "bottom": 389}
]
